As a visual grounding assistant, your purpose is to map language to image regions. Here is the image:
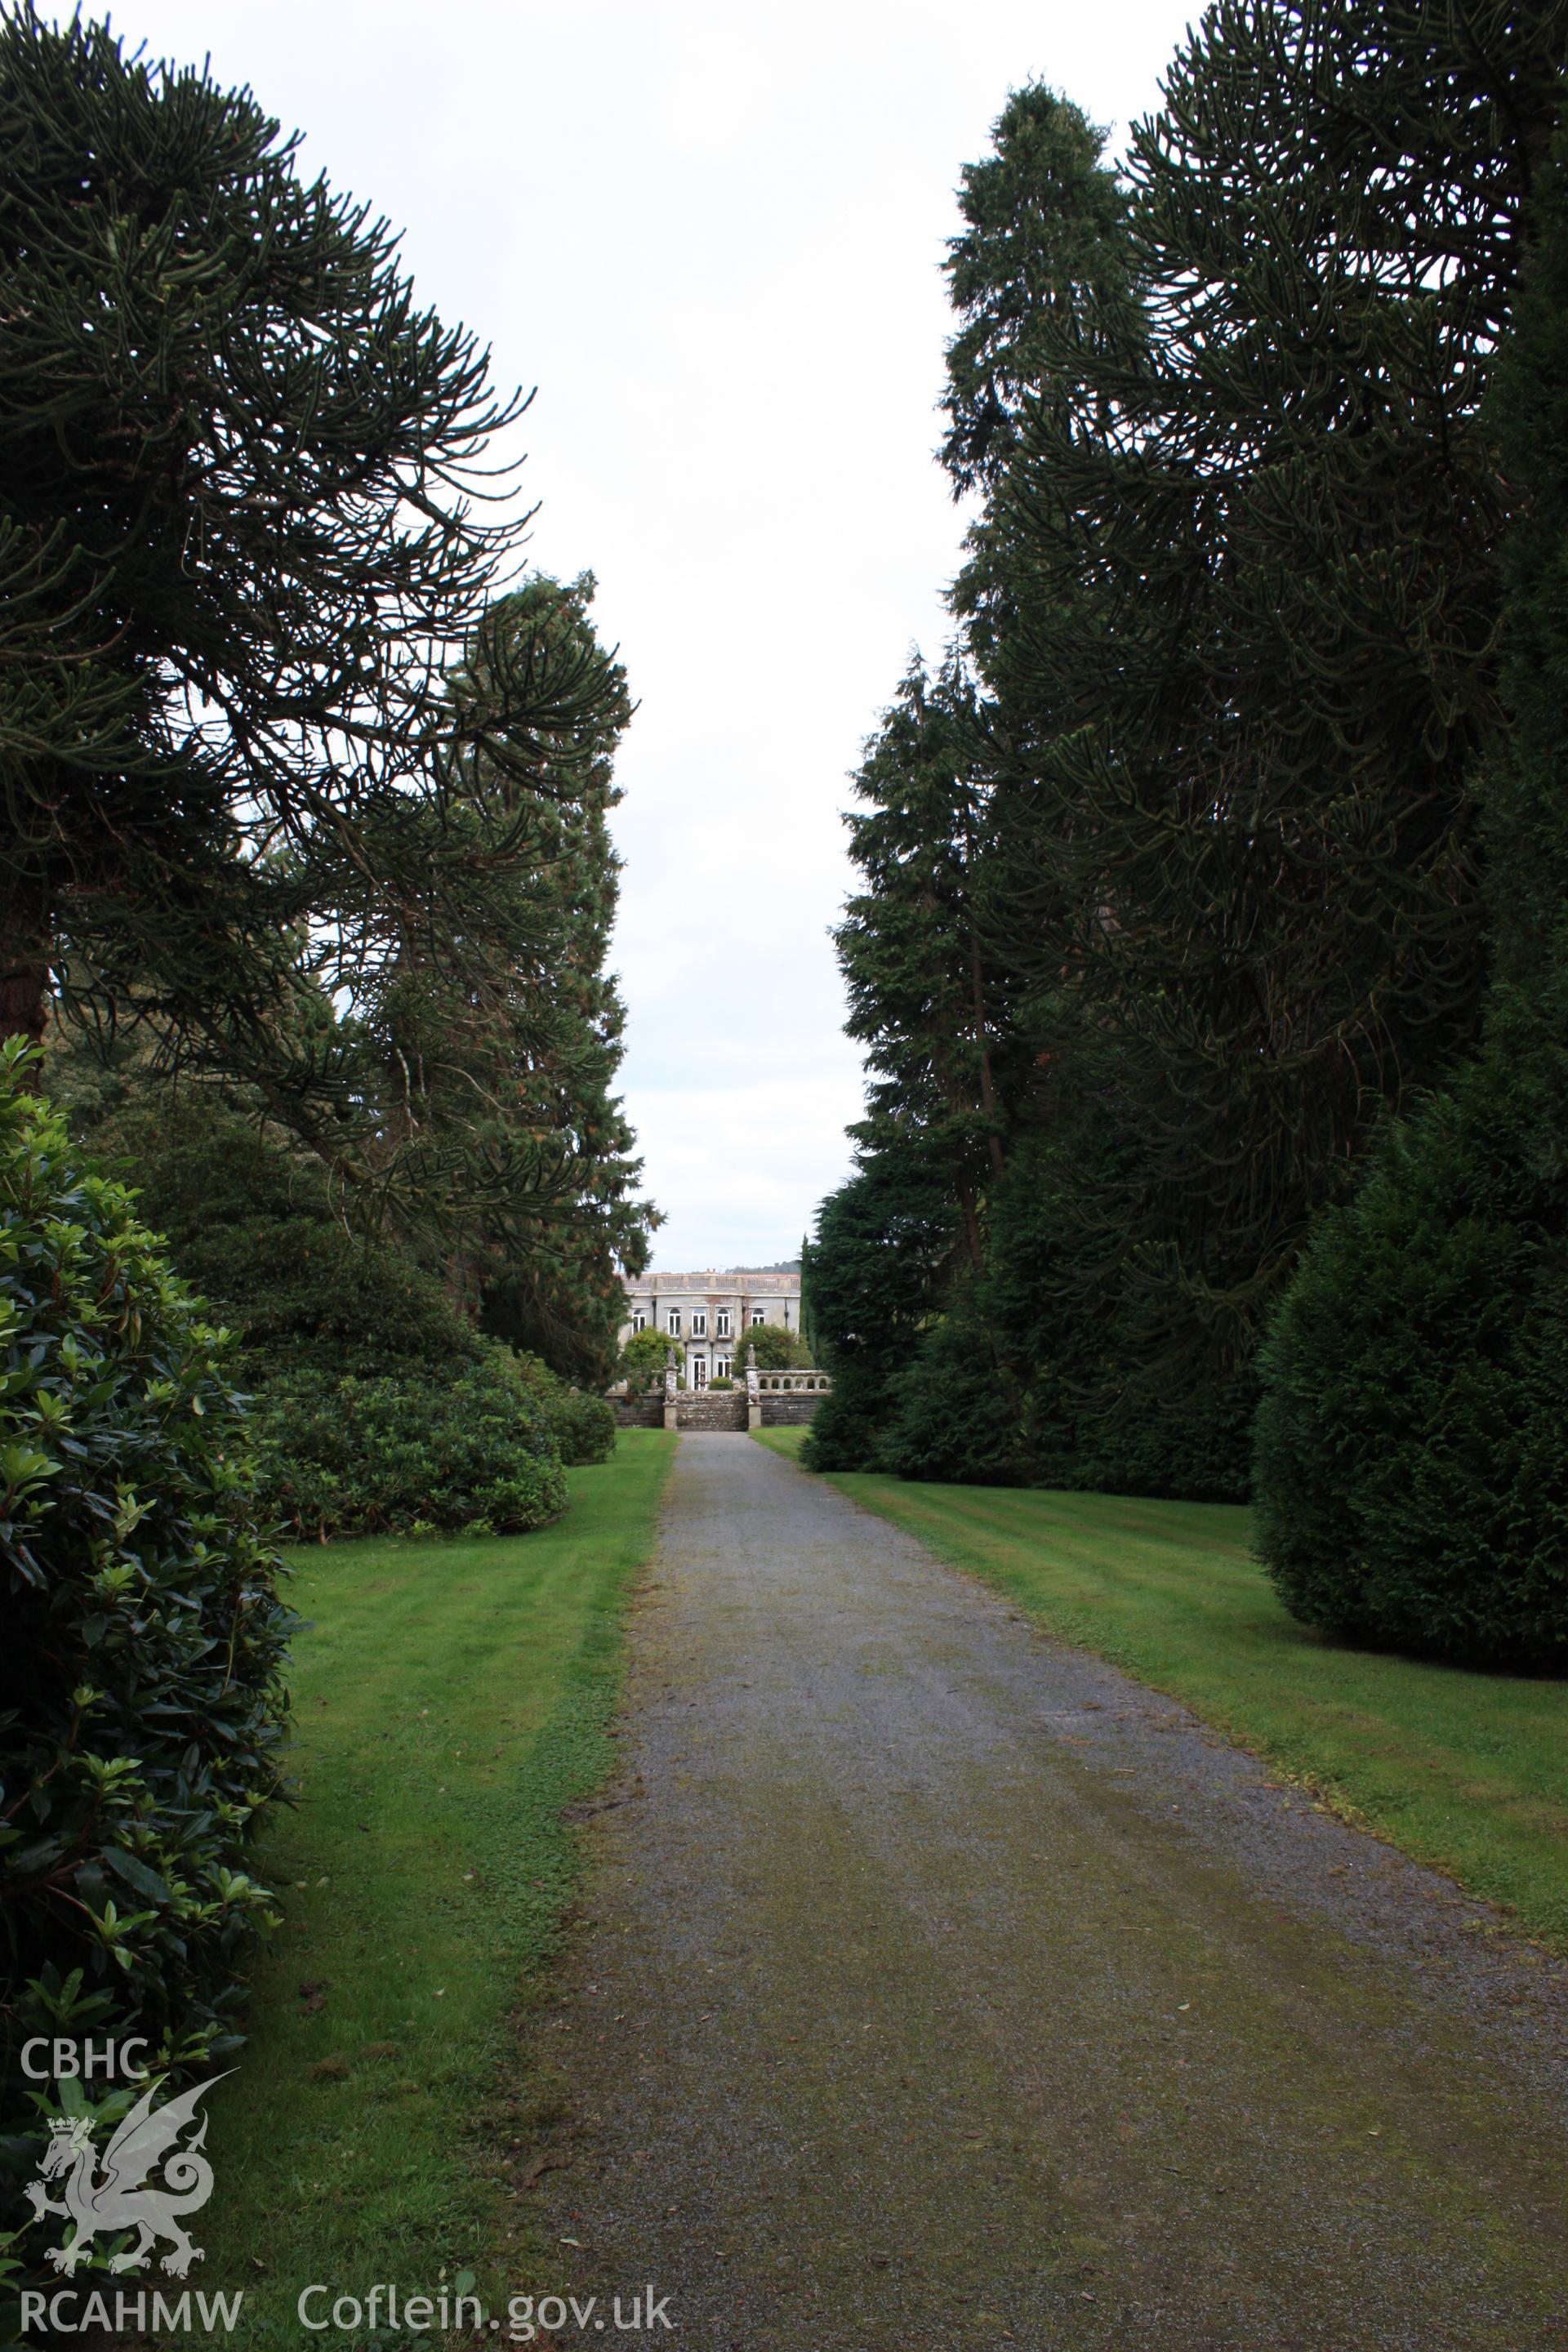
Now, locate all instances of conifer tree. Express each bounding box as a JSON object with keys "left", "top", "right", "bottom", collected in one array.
[
  {"left": 0, "top": 9, "right": 607, "bottom": 1209},
  {"left": 980, "top": 2, "right": 1567, "bottom": 1368},
  {"left": 799, "top": 1145, "right": 959, "bottom": 1472},
  {"left": 1254, "top": 104, "right": 1568, "bottom": 1667},
  {"left": 835, "top": 653, "right": 1018, "bottom": 1277},
  {"left": 808, "top": 8, "right": 1568, "bottom": 1497},
  {"left": 433, "top": 577, "right": 653, "bottom": 1380},
  {"left": 941, "top": 84, "right": 1138, "bottom": 500}
]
